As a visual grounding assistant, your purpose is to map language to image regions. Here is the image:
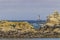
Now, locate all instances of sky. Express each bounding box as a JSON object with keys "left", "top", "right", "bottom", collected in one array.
[{"left": 0, "top": 0, "right": 60, "bottom": 20}]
